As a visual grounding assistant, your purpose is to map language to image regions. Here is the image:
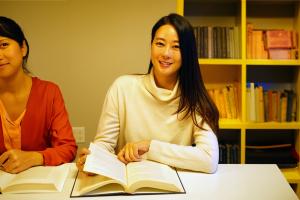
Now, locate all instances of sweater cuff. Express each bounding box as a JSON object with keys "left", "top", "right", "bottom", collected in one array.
[
  {"left": 39, "top": 150, "right": 48, "bottom": 166},
  {"left": 146, "top": 139, "right": 163, "bottom": 161},
  {"left": 40, "top": 149, "right": 63, "bottom": 166}
]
